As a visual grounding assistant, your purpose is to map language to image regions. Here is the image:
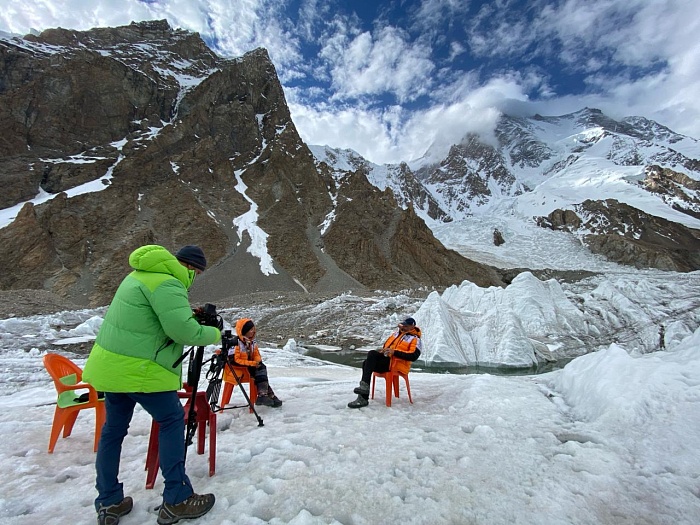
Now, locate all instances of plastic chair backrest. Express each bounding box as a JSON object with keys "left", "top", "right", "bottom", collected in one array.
[
  {"left": 390, "top": 356, "right": 412, "bottom": 375},
  {"left": 371, "top": 355, "right": 413, "bottom": 406},
  {"left": 44, "top": 353, "right": 83, "bottom": 387},
  {"left": 44, "top": 354, "right": 91, "bottom": 407}
]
